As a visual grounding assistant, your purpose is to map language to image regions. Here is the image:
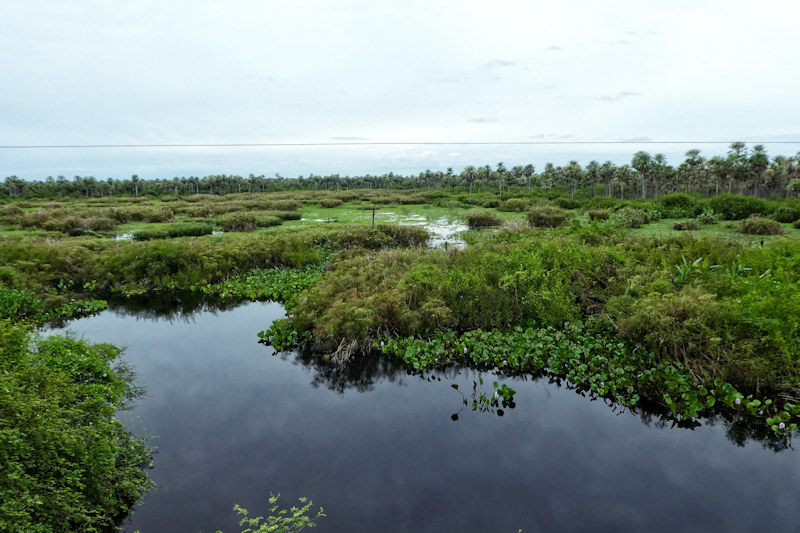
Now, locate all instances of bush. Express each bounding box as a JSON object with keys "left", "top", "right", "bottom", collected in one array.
[
  {"left": 497, "top": 198, "right": 529, "bottom": 212},
  {"left": 772, "top": 206, "right": 800, "bottom": 223},
  {"left": 526, "top": 206, "right": 569, "bottom": 228},
  {"left": 554, "top": 197, "right": 581, "bottom": 209},
  {"left": 318, "top": 198, "right": 343, "bottom": 208},
  {"left": 587, "top": 209, "right": 611, "bottom": 222},
  {"left": 673, "top": 219, "right": 700, "bottom": 231},
  {"left": 659, "top": 193, "right": 698, "bottom": 217},
  {"left": 739, "top": 216, "right": 786, "bottom": 235},
  {"left": 133, "top": 222, "right": 215, "bottom": 240},
  {"left": 466, "top": 212, "right": 502, "bottom": 228},
  {"left": 217, "top": 212, "right": 284, "bottom": 232},
  {"left": 0, "top": 321, "right": 152, "bottom": 532},
  {"left": 696, "top": 208, "right": 720, "bottom": 225},
  {"left": 607, "top": 207, "right": 654, "bottom": 229},
  {"left": 708, "top": 194, "right": 768, "bottom": 220},
  {"left": 375, "top": 224, "right": 429, "bottom": 247}
]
